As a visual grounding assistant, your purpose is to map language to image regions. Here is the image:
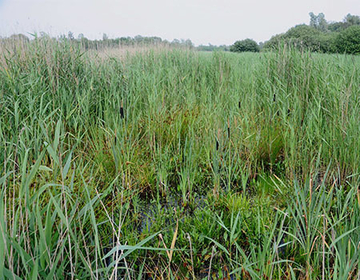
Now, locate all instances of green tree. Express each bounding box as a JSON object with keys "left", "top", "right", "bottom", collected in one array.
[
  {"left": 263, "top": 25, "right": 334, "bottom": 52},
  {"left": 263, "top": 25, "right": 324, "bottom": 52},
  {"left": 328, "top": 21, "right": 346, "bottom": 32},
  {"left": 184, "top": 39, "right": 194, "bottom": 48},
  {"left": 285, "top": 25, "right": 323, "bottom": 51},
  {"left": 328, "top": 14, "right": 360, "bottom": 32},
  {"left": 309, "top": 12, "right": 328, "bottom": 32},
  {"left": 262, "top": 34, "right": 285, "bottom": 50},
  {"left": 230, "top": 39, "right": 259, "bottom": 53},
  {"left": 67, "top": 31, "right": 74, "bottom": 40},
  {"left": 263, "top": 13, "right": 360, "bottom": 54},
  {"left": 9, "top": 34, "right": 29, "bottom": 42},
  {"left": 344, "top": 14, "right": 360, "bottom": 26},
  {"left": 335, "top": 25, "right": 360, "bottom": 54}
]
